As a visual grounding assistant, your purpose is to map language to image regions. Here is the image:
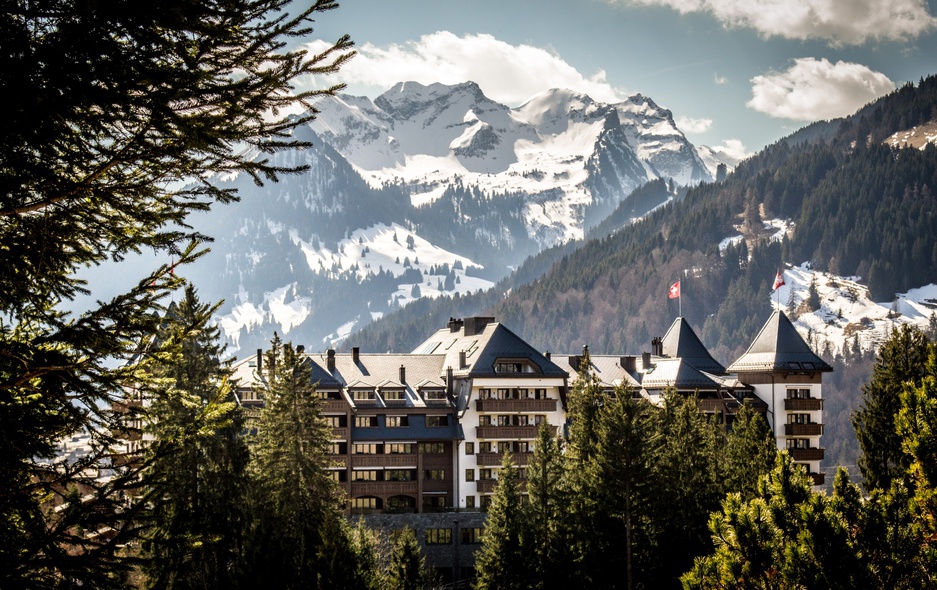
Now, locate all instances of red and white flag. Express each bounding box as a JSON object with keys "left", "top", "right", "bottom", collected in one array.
[
  {"left": 772, "top": 271, "right": 785, "bottom": 291},
  {"left": 668, "top": 281, "right": 681, "bottom": 299}
]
